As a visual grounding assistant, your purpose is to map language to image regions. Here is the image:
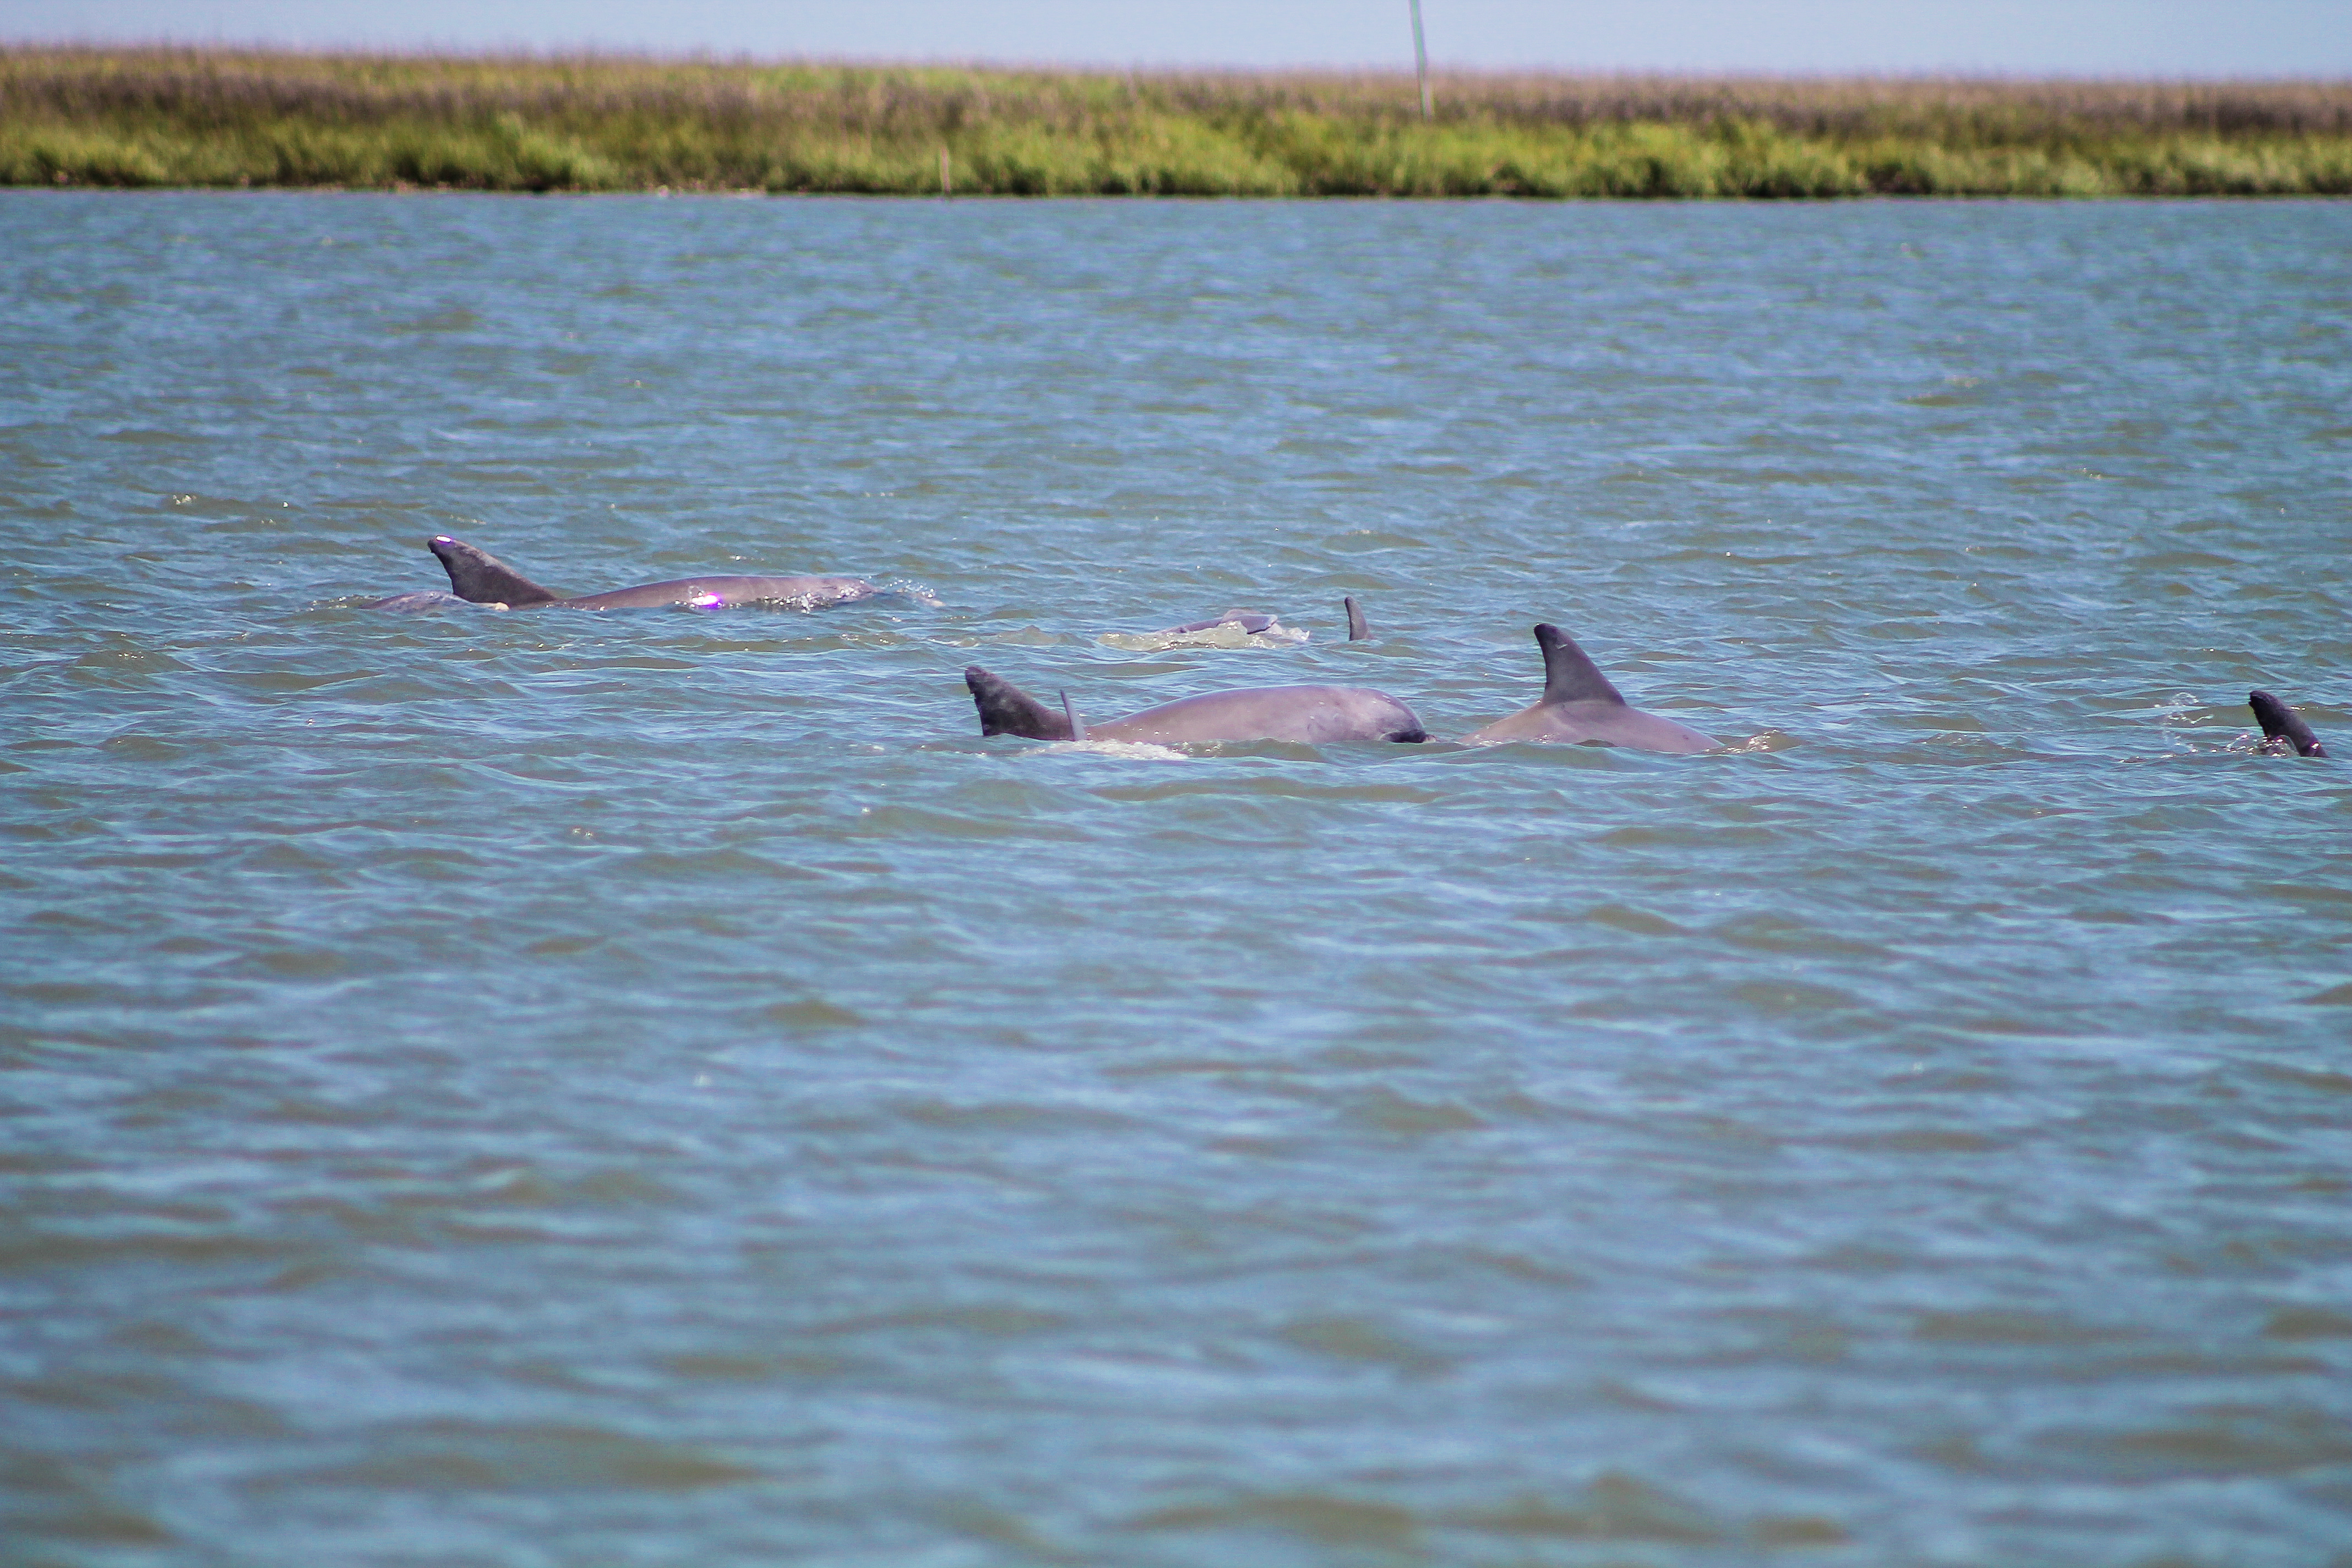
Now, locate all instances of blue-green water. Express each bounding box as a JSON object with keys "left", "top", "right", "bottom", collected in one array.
[{"left": 4, "top": 191, "right": 2349, "bottom": 1566}]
